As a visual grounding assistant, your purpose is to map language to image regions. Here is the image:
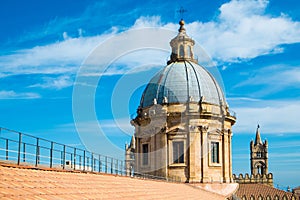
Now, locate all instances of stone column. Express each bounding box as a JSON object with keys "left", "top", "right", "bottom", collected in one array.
[
  {"left": 200, "top": 126, "right": 209, "bottom": 183},
  {"left": 222, "top": 129, "right": 230, "bottom": 183},
  {"left": 158, "top": 130, "right": 167, "bottom": 178},
  {"left": 229, "top": 130, "right": 233, "bottom": 182},
  {"left": 188, "top": 125, "right": 201, "bottom": 182}
]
